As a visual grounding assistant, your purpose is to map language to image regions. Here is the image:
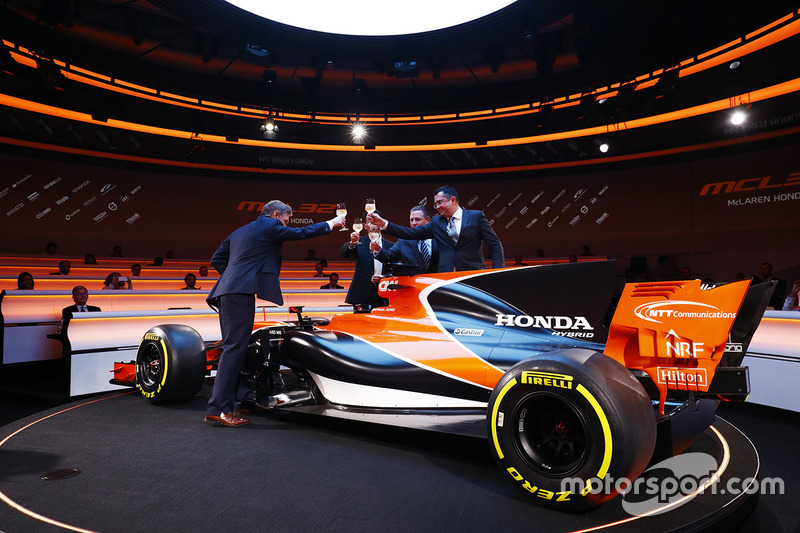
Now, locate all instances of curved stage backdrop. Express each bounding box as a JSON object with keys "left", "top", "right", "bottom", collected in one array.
[{"left": 1, "top": 143, "right": 799, "bottom": 280}]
